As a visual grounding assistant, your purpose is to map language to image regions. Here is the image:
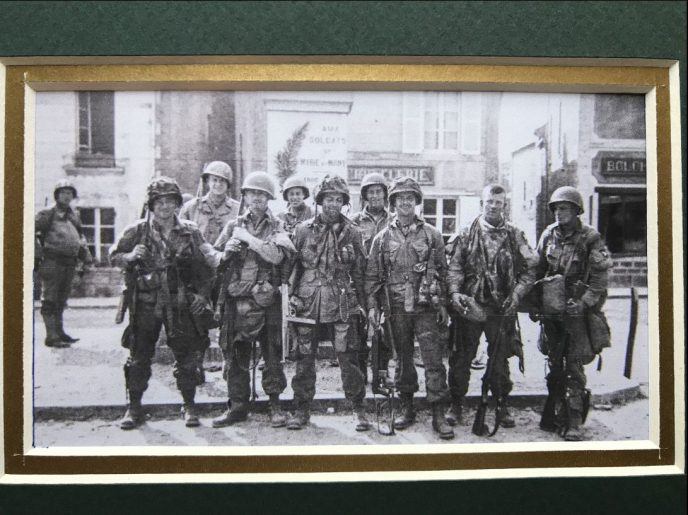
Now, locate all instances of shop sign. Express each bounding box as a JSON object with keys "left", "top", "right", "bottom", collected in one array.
[
  {"left": 348, "top": 165, "right": 434, "bottom": 185},
  {"left": 600, "top": 156, "right": 646, "bottom": 176}
]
